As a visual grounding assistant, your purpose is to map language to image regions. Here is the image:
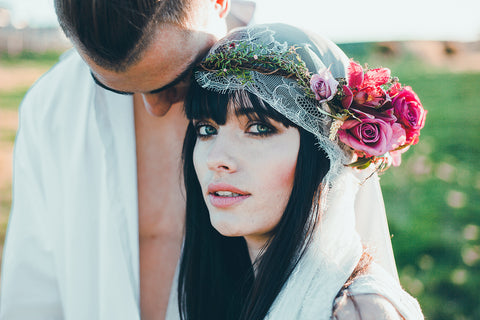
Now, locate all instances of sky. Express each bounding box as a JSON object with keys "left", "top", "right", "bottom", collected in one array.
[{"left": 1, "top": 0, "right": 479, "bottom": 43}]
